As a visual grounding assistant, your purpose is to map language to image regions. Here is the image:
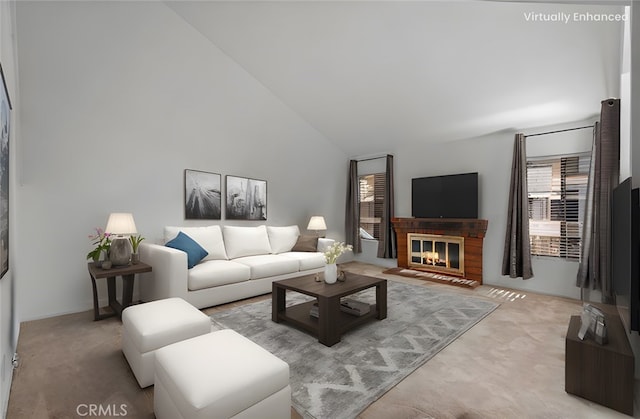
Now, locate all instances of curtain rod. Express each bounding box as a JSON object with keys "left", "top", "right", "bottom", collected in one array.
[{"left": 524, "top": 125, "right": 594, "bottom": 139}]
